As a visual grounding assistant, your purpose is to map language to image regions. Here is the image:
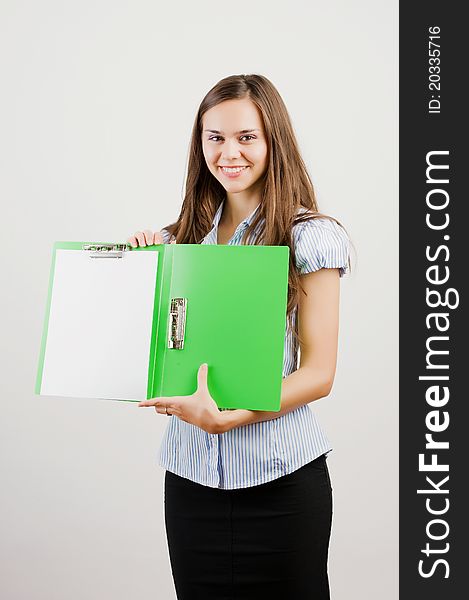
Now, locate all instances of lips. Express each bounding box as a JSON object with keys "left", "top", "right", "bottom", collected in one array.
[
  {"left": 218, "top": 165, "right": 249, "bottom": 178},
  {"left": 219, "top": 165, "right": 248, "bottom": 170}
]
